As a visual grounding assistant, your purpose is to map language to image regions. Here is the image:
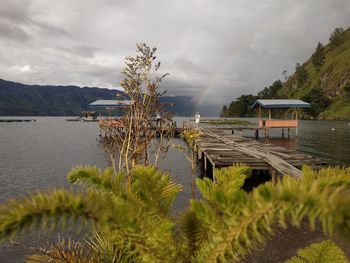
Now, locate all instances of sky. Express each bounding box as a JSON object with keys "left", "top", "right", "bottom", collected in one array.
[{"left": 0, "top": 0, "right": 349, "bottom": 105}]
